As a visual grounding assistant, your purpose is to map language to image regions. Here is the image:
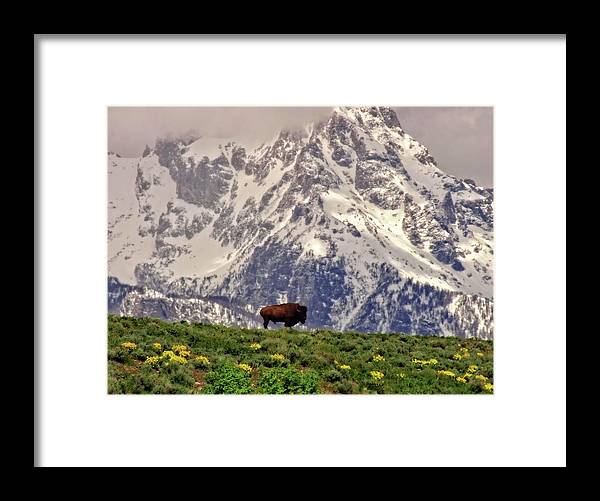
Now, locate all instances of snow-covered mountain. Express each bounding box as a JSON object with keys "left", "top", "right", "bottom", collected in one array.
[{"left": 108, "top": 106, "right": 493, "bottom": 338}]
